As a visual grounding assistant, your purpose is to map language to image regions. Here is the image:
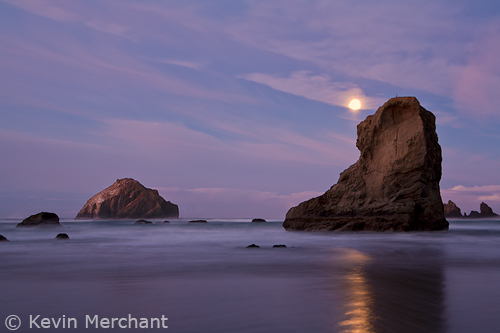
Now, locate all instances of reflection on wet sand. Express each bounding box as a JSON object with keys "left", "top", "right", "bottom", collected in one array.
[
  {"left": 339, "top": 267, "right": 374, "bottom": 333},
  {"left": 338, "top": 248, "right": 445, "bottom": 333}
]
